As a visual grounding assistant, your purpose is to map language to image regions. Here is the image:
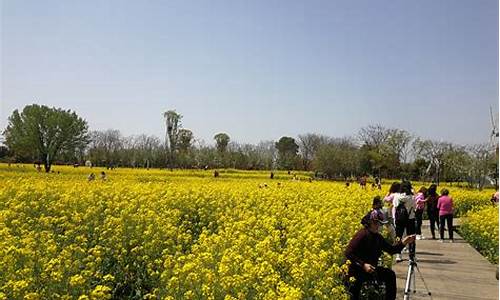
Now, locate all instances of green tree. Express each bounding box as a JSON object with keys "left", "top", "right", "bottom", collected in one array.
[
  {"left": 177, "top": 129, "right": 195, "bottom": 168},
  {"left": 213, "top": 133, "right": 230, "bottom": 168},
  {"left": 178, "top": 129, "right": 194, "bottom": 152},
  {"left": 313, "top": 138, "right": 359, "bottom": 179},
  {"left": 3, "top": 104, "right": 89, "bottom": 172},
  {"left": 275, "top": 136, "right": 299, "bottom": 170},
  {"left": 358, "top": 125, "right": 411, "bottom": 178},
  {"left": 163, "top": 110, "right": 182, "bottom": 168},
  {"left": 214, "top": 133, "right": 230, "bottom": 153}
]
